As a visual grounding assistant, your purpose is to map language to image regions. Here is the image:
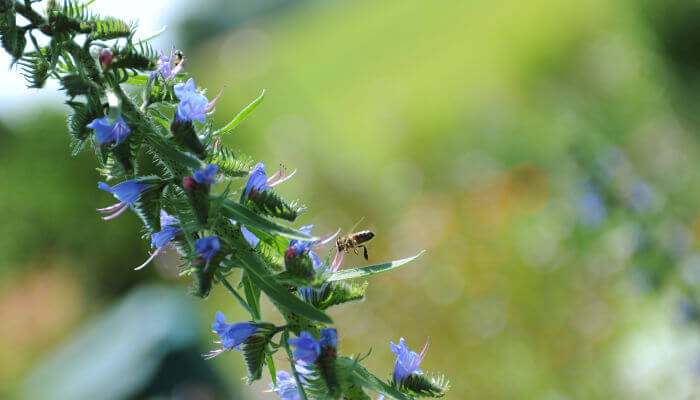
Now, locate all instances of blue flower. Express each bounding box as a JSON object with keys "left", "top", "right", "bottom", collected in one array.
[
  {"left": 204, "top": 311, "right": 257, "bottom": 359},
  {"left": 241, "top": 226, "right": 260, "bottom": 248},
  {"left": 135, "top": 211, "right": 181, "bottom": 270},
  {"left": 193, "top": 163, "right": 219, "bottom": 185},
  {"left": 244, "top": 162, "right": 271, "bottom": 198},
  {"left": 97, "top": 180, "right": 148, "bottom": 220},
  {"left": 320, "top": 328, "right": 337, "bottom": 348},
  {"left": 87, "top": 115, "right": 131, "bottom": 145},
  {"left": 391, "top": 338, "right": 428, "bottom": 384},
  {"left": 196, "top": 236, "right": 221, "bottom": 260},
  {"left": 174, "top": 78, "right": 222, "bottom": 123},
  {"left": 270, "top": 370, "right": 303, "bottom": 400},
  {"left": 288, "top": 331, "right": 321, "bottom": 363},
  {"left": 289, "top": 225, "right": 315, "bottom": 254}
]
